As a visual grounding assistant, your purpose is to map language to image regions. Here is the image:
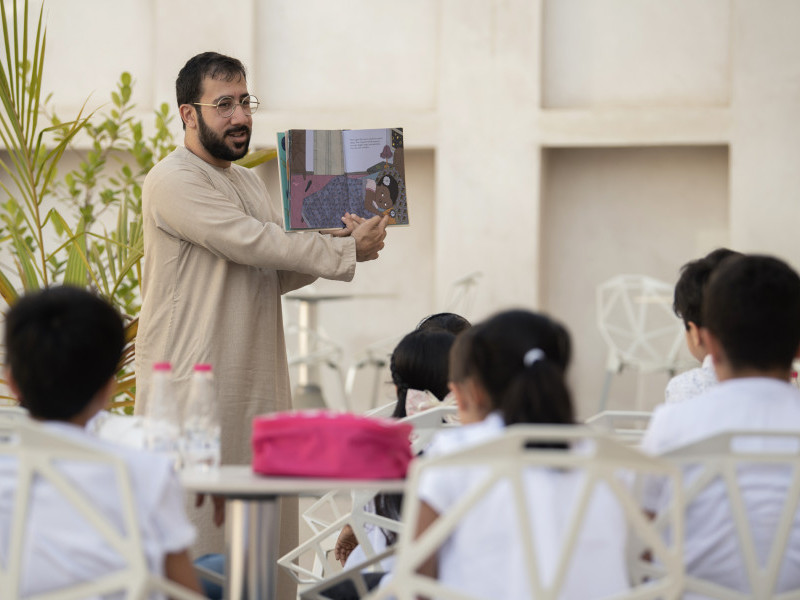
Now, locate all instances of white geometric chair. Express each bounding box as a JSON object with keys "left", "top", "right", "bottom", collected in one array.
[
  {"left": 0, "top": 418, "right": 205, "bottom": 600},
  {"left": 651, "top": 430, "right": 800, "bottom": 600},
  {"left": 0, "top": 405, "right": 29, "bottom": 421},
  {"left": 597, "top": 274, "right": 686, "bottom": 412},
  {"left": 279, "top": 404, "right": 459, "bottom": 591},
  {"left": 585, "top": 410, "right": 653, "bottom": 446},
  {"left": 366, "top": 425, "right": 685, "bottom": 600}
]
